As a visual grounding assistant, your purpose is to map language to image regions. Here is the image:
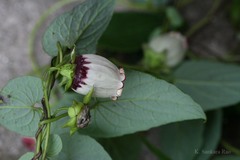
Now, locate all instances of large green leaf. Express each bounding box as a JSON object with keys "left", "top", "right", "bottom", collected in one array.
[
  {"left": 99, "top": 134, "right": 141, "bottom": 160},
  {"left": 80, "top": 70, "right": 206, "bottom": 137},
  {"left": 51, "top": 133, "right": 111, "bottom": 160},
  {"left": 194, "top": 110, "right": 222, "bottom": 160},
  {"left": 174, "top": 60, "right": 240, "bottom": 111},
  {"left": 98, "top": 12, "right": 162, "bottom": 52},
  {"left": 158, "top": 120, "right": 204, "bottom": 160},
  {"left": 0, "top": 76, "right": 43, "bottom": 136},
  {"left": 42, "top": 0, "right": 115, "bottom": 56}
]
